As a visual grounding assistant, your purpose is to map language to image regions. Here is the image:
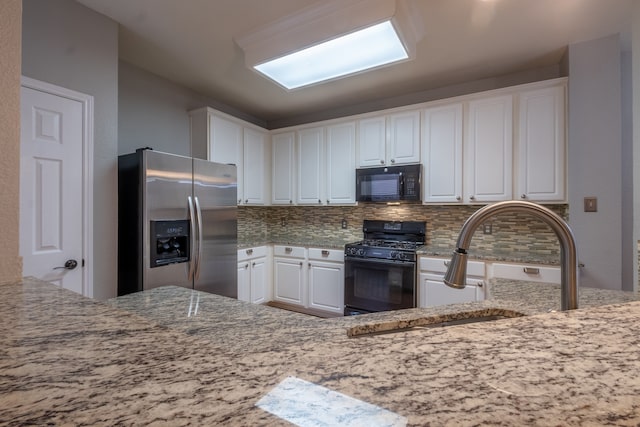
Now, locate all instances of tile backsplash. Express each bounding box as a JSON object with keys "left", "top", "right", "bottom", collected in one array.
[{"left": 239, "top": 203, "right": 568, "bottom": 259}]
